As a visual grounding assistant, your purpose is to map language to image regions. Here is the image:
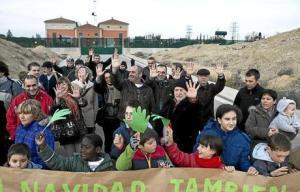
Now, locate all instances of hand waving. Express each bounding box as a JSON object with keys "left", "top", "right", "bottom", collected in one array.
[
  {"left": 214, "top": 63, "right": 224, "bottom": 76},
  {"left": 186, "top": 62, "right": 194, "bottom": 76},
  {"left": 149, "top": 64, "right": 158, "bottom": 79},
  {"left": 186, "top": 80, "right": 200, "bottom": 99}
]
